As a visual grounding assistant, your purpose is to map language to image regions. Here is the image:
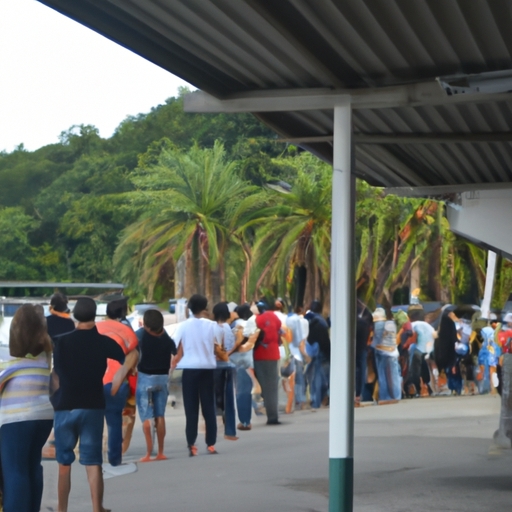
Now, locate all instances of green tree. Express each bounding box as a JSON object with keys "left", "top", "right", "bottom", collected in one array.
[
  {"left": 0, "top": 207, "right": 40, "bottom": 279},
  {"left": 249, "top": 153, "right": 332, "bottom": 309},
  {"left": 115, "top": 141, "right": 261, "bottom": 302}
]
